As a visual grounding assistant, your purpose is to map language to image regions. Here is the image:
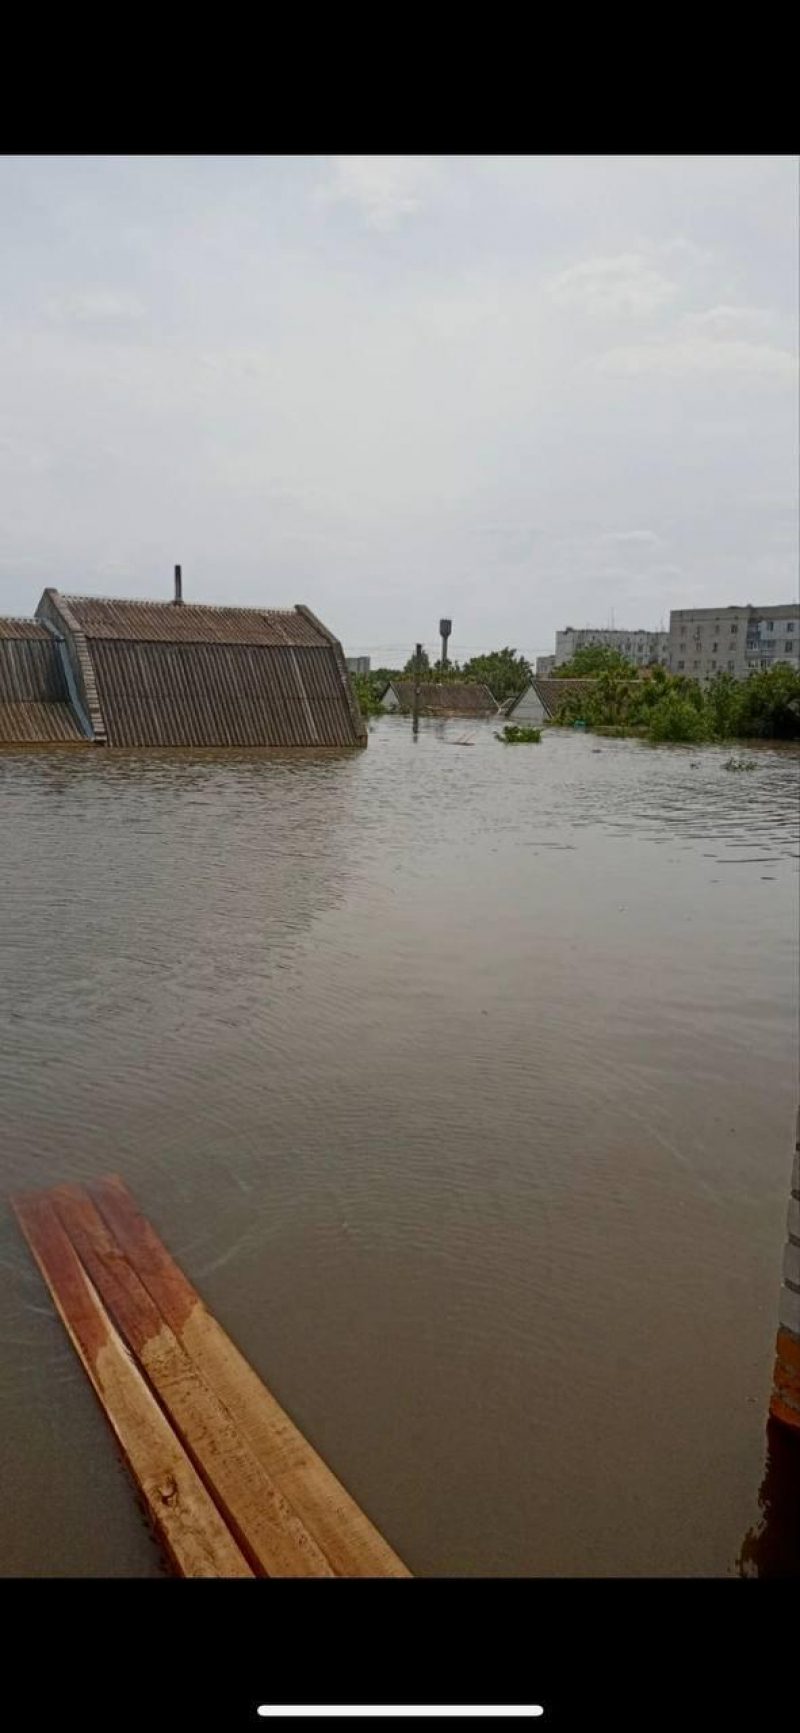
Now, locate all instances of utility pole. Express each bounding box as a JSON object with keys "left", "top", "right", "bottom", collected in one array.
[{"left": 412, "top": 642, "right": 422, "bottom": 738}]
